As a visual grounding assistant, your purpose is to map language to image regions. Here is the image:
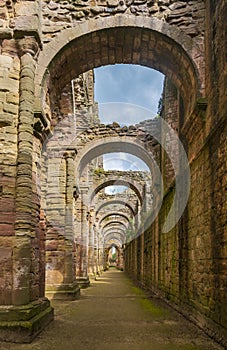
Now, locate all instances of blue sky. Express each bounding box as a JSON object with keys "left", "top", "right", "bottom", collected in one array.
[
  {"left": 93, "top": 64, "right": 164, "bottom": 190},
  {"left": 94, "top": 64, "right": 164, "bottom": 125}
]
